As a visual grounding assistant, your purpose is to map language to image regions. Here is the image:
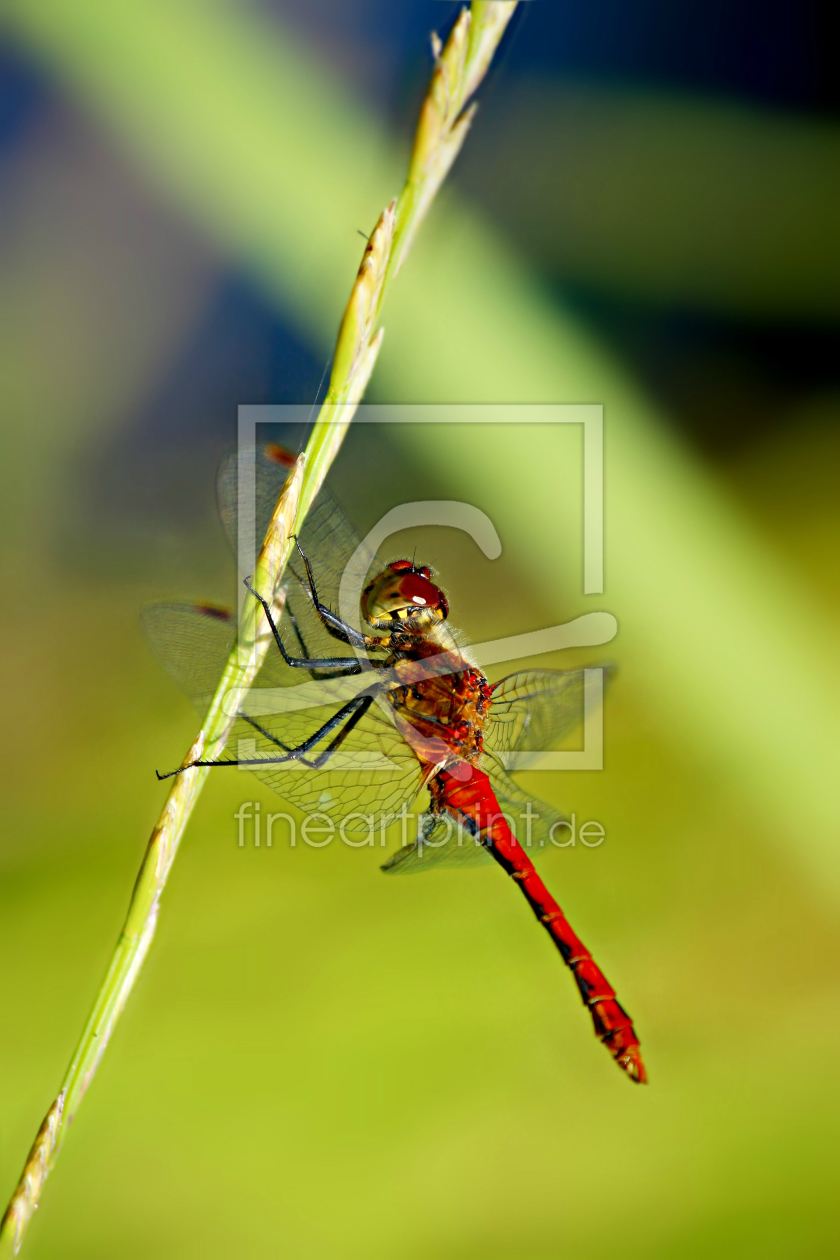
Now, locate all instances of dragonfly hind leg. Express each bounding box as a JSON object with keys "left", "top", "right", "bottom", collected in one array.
[
  {"left": 155, "top": 694, "right": 374, "bottom": 779},
  {"left": 237, "top": 693, "right": 374, "bottom": 769}
]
